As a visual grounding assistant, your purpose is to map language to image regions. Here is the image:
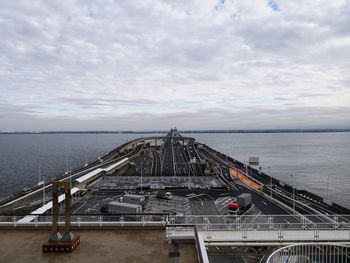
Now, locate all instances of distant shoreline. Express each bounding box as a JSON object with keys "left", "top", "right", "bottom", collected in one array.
[{"left": 1, "top": 129, "right": 350, "bottom": 134}]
